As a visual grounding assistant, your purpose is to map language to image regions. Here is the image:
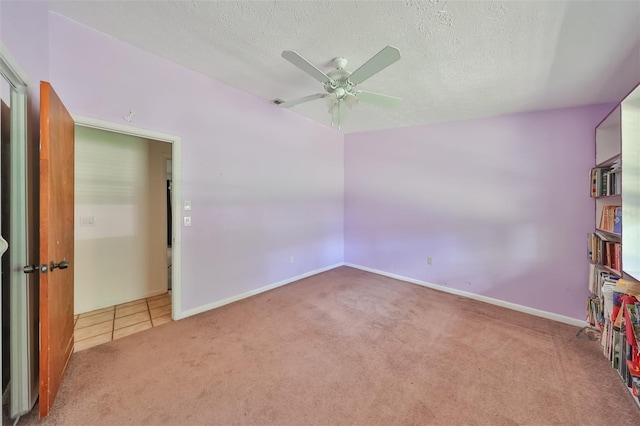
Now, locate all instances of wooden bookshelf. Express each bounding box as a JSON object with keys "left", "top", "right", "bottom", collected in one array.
[
  {"left": 595, "top": 228, "right": 622, "bottom": 239},
  {"left": 601, "top": 264, "right": 622, "bottom": 277},
  {"left": 587, "top": 82, "right": 640, "bottom": 407},
  {"left": 596, "top": 153, "right": 621, "bottom": 168},
  {"left": 596, "top": 194, "right": 622, "bottom": 200}
]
